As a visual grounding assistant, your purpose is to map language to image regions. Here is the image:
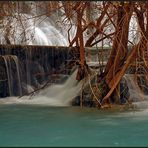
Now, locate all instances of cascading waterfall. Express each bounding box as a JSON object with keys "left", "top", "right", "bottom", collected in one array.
[
  {"left": 0, "top": 13, "right": 70, "bottom": 46},
  {"left": 2, "top": 55, "right": 22, "bottom": 96},
  {"left": 11, "top": 55, "right": 22, "bottom": 96},
  {"left": 0, "top": 12, "right": 80, "bottom": 105},
  {"left": 124, "top": 74, "right": 145, "bottom": 101},
  {"left": 124, "top": 74, "right": 148, "bottom": 109},
  {"left": 0, "top": 44, "right": 80, "bottom": 104},
  {"left": 23, "top": 65, "right": 81, "bottom": 106},
  {"left": 0, "top": 69, "right": 83, "bottom": 106},
  {"left": 0, "top": 6, "right": 144, "bottom": 108},
  {"left": 2, "top": 56, "right": 12, "bottom": 96},
  {"left": 19, "top": 69, "right": 82, "bottom": 106}
]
